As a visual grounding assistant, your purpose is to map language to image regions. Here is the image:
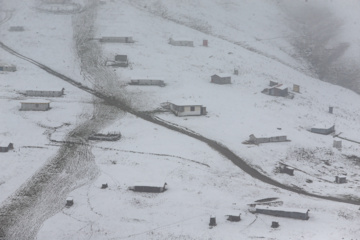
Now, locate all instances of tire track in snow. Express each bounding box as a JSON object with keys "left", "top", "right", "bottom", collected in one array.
[{"left": 0, "top": 42, "right": 359, "bottom": 207}]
